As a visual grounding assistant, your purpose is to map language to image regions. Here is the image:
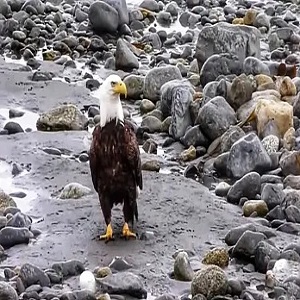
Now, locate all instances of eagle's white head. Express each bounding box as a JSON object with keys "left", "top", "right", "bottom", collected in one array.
[{"left": 98, "top": 74, "right": 127, "bottom": 127}]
